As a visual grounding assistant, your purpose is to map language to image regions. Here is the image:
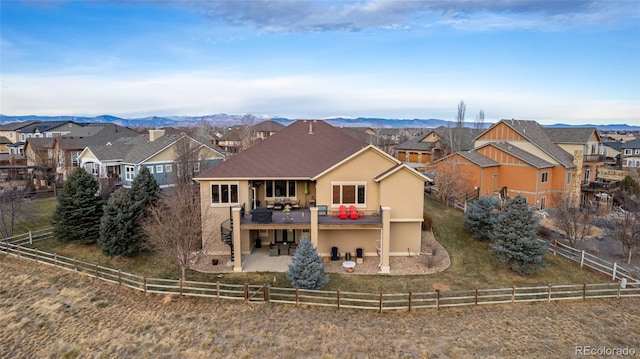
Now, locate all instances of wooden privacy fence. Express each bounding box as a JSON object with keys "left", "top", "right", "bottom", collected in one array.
[{"left": 2, "top": 240, "right": 639, "bottom": 313}]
